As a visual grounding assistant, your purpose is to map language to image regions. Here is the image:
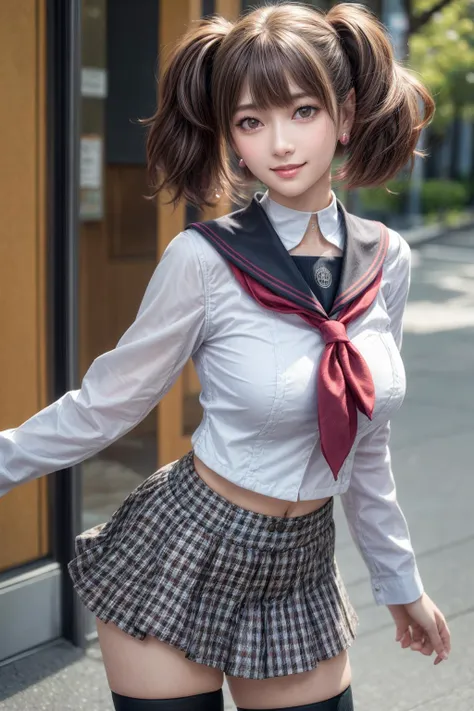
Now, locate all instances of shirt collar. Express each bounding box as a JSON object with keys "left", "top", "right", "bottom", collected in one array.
[{"left": 258, "top": 190, "right": 344, "bottom": 252}]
